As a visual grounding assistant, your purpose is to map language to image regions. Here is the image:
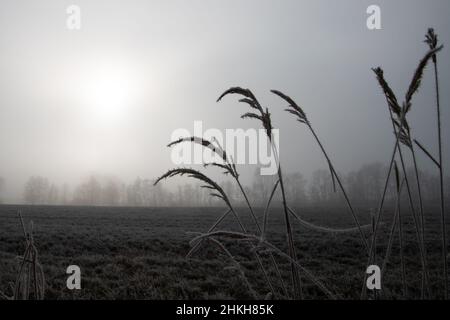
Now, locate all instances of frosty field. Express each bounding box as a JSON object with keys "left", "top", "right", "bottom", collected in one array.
[{"left": 0, "top": 204, "right": 447, "bottom": 299}]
